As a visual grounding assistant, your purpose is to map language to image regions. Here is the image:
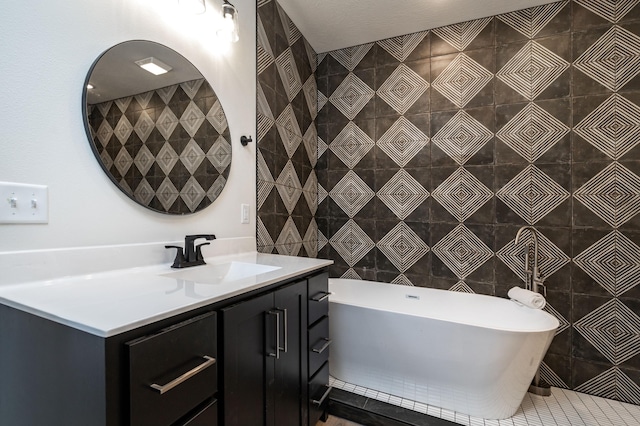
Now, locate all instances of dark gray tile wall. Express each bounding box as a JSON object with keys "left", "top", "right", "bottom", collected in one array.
[
  {"left": 315, "top": 0, "right": 640, "bottom": 404},
  {"left": 257, "top": 0, "right": 319, "bottom": 256}
]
